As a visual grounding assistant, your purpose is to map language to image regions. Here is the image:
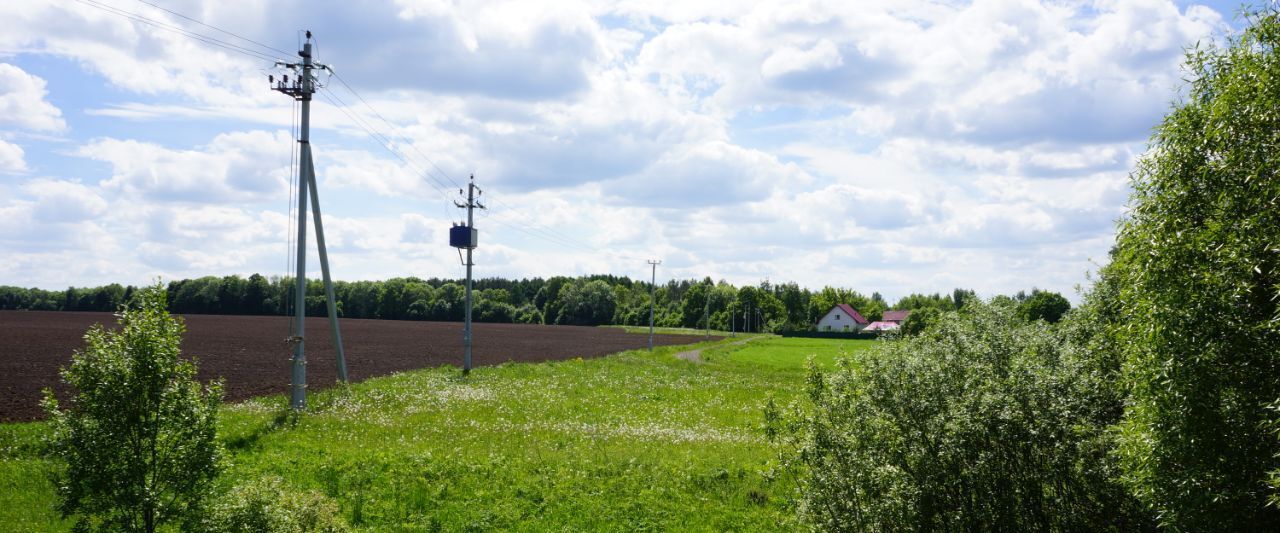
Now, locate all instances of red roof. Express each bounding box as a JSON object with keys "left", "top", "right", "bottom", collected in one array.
[
  {"left": 835, "top": 304, "right": 869, "bottom": 325},
  {"left": 882, "top": 310, "right": 910, "bottom": 323}
]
